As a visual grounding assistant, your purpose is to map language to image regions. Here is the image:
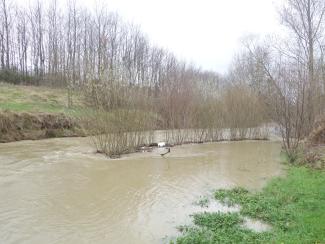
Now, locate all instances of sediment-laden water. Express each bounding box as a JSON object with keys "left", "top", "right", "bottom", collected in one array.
[{"left": 0, "top": 138, "right": 283, "bottom": 244}]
